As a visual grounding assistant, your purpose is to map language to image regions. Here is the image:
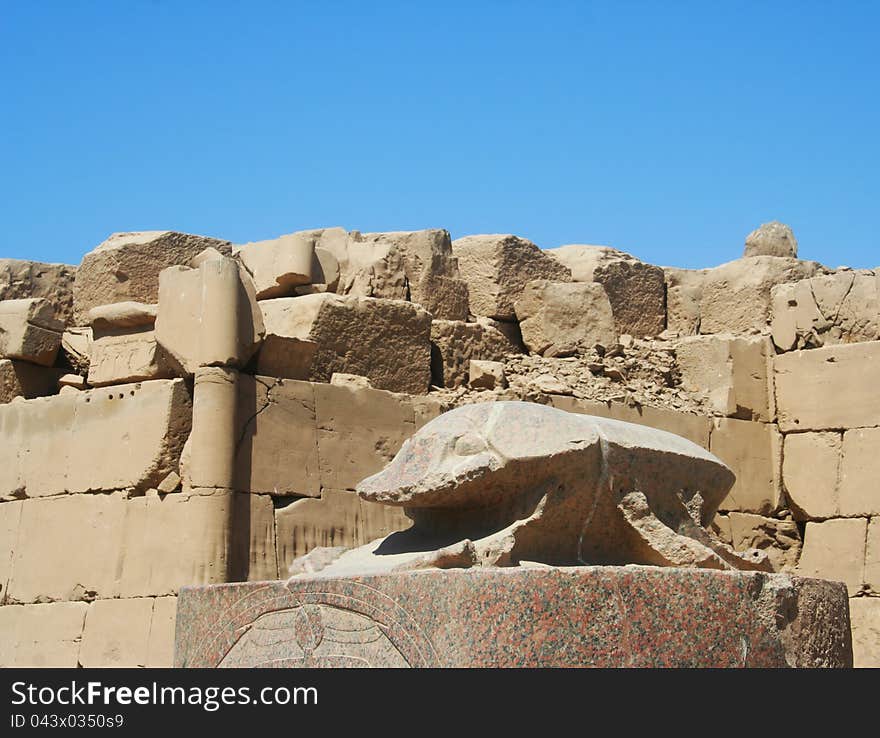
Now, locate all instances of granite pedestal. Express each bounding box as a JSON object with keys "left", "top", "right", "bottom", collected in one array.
[{"left": 174, "top": 566, "right": 852, "bottom": 668}]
